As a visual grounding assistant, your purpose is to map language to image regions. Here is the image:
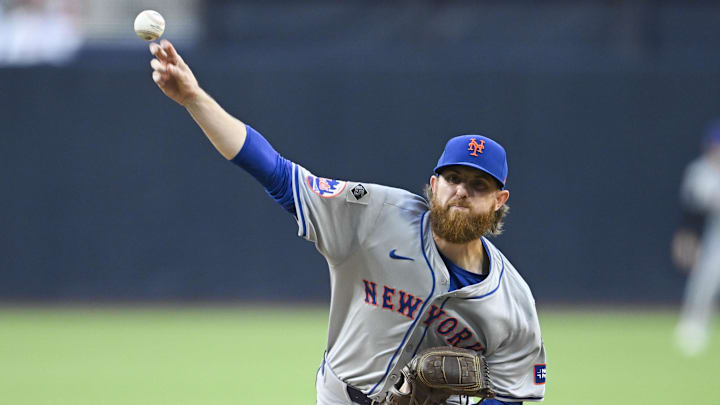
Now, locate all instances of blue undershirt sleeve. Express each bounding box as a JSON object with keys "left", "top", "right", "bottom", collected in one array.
[
  {"left": 476, "top": 400, "right": 521, "bottom": 405},
  {"left": 230, "top": 125, "right": 295, "bottom": 214}
]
